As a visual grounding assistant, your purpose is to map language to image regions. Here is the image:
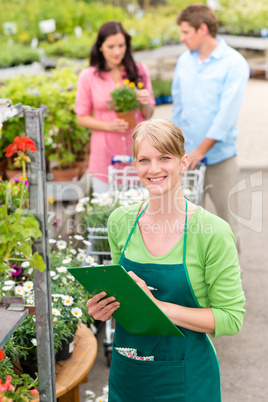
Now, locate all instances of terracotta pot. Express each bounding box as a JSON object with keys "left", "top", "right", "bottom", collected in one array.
[
  {"left": 4, "top": 169, "right": 24, "bottom": 180},
  {"left": 116, "top": 109, "right": 137, "bottom": 130},
  {"left": 76, "top": 158, "right": 89, "bottom": 179},
  {"left": 51, "top": 165, "right": 79, "bottom": 182}
]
